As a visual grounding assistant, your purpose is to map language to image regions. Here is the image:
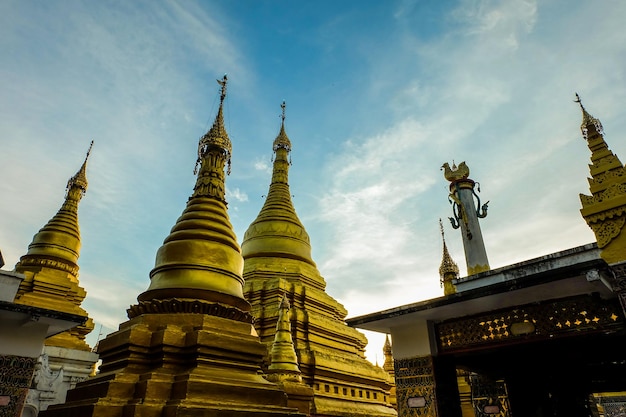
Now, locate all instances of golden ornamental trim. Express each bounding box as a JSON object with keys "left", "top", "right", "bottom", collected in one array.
[
  {"left": 589, "top": 168, "right": 626, "bottom": 187},
  {"left": 127, "top": 298, "right": 254, "bottom": 323},
  {"left": 590, "top": 154, "right": 620, "bottom": 171},
  {"left": 590, "top": 215, "right": 626, "bottom": 248},
  {"left": 582, "top": 205, "right": 626, "bottom": 227},
  {"left": 580, "top": 183, "right": 626, "bottom": 206},
  {"left": 436, "top": 295, "right": 623, "bottom": 352},
  {"left": 16, "top": 256, "right": 79, "bottom": 276}
]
